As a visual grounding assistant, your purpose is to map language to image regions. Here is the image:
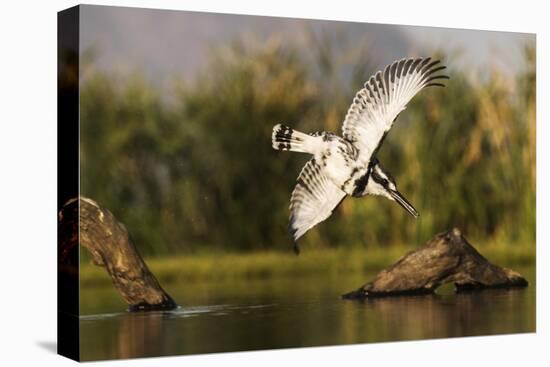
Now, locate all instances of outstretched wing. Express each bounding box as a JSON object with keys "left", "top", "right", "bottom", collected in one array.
[
  {"left": 289, "top": 159, "right": 346, "bottom": 250},
  {"left": 342, "top": 57, "right": 449, "bottom": 163}
]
